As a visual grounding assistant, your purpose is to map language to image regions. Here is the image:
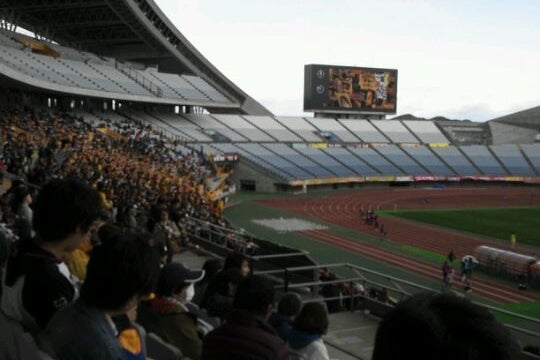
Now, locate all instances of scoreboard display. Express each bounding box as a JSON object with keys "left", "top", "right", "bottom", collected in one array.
[{"left": 304, "top": 64, "right": 397, "bottom": 114}]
